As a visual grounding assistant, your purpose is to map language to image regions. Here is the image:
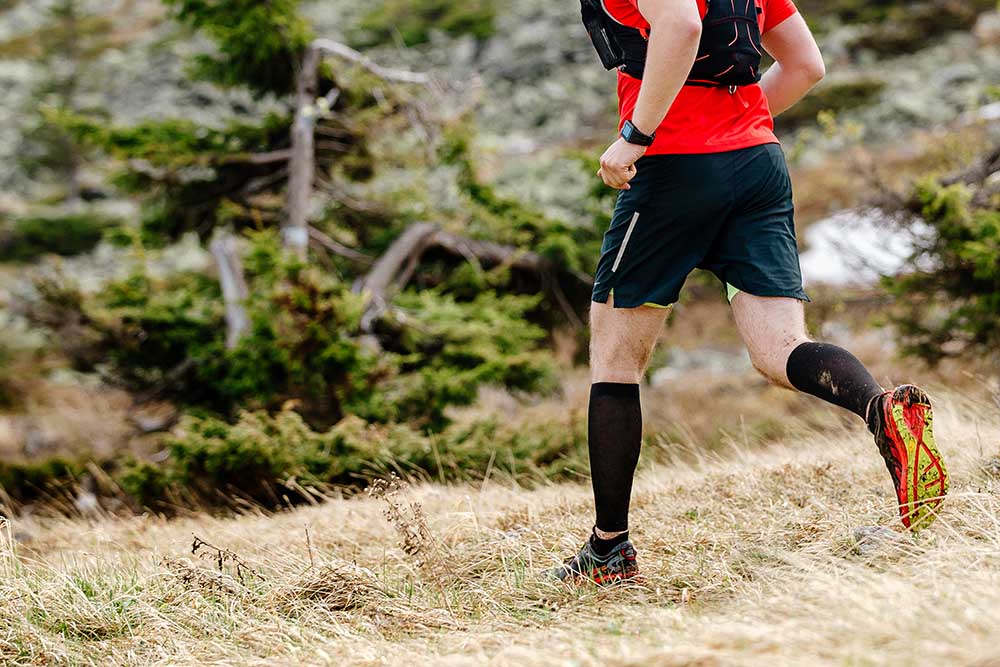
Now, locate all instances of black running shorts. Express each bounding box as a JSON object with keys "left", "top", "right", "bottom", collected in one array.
[{"left": 591, "top": 143, "right": 810, "bottom": 308}]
